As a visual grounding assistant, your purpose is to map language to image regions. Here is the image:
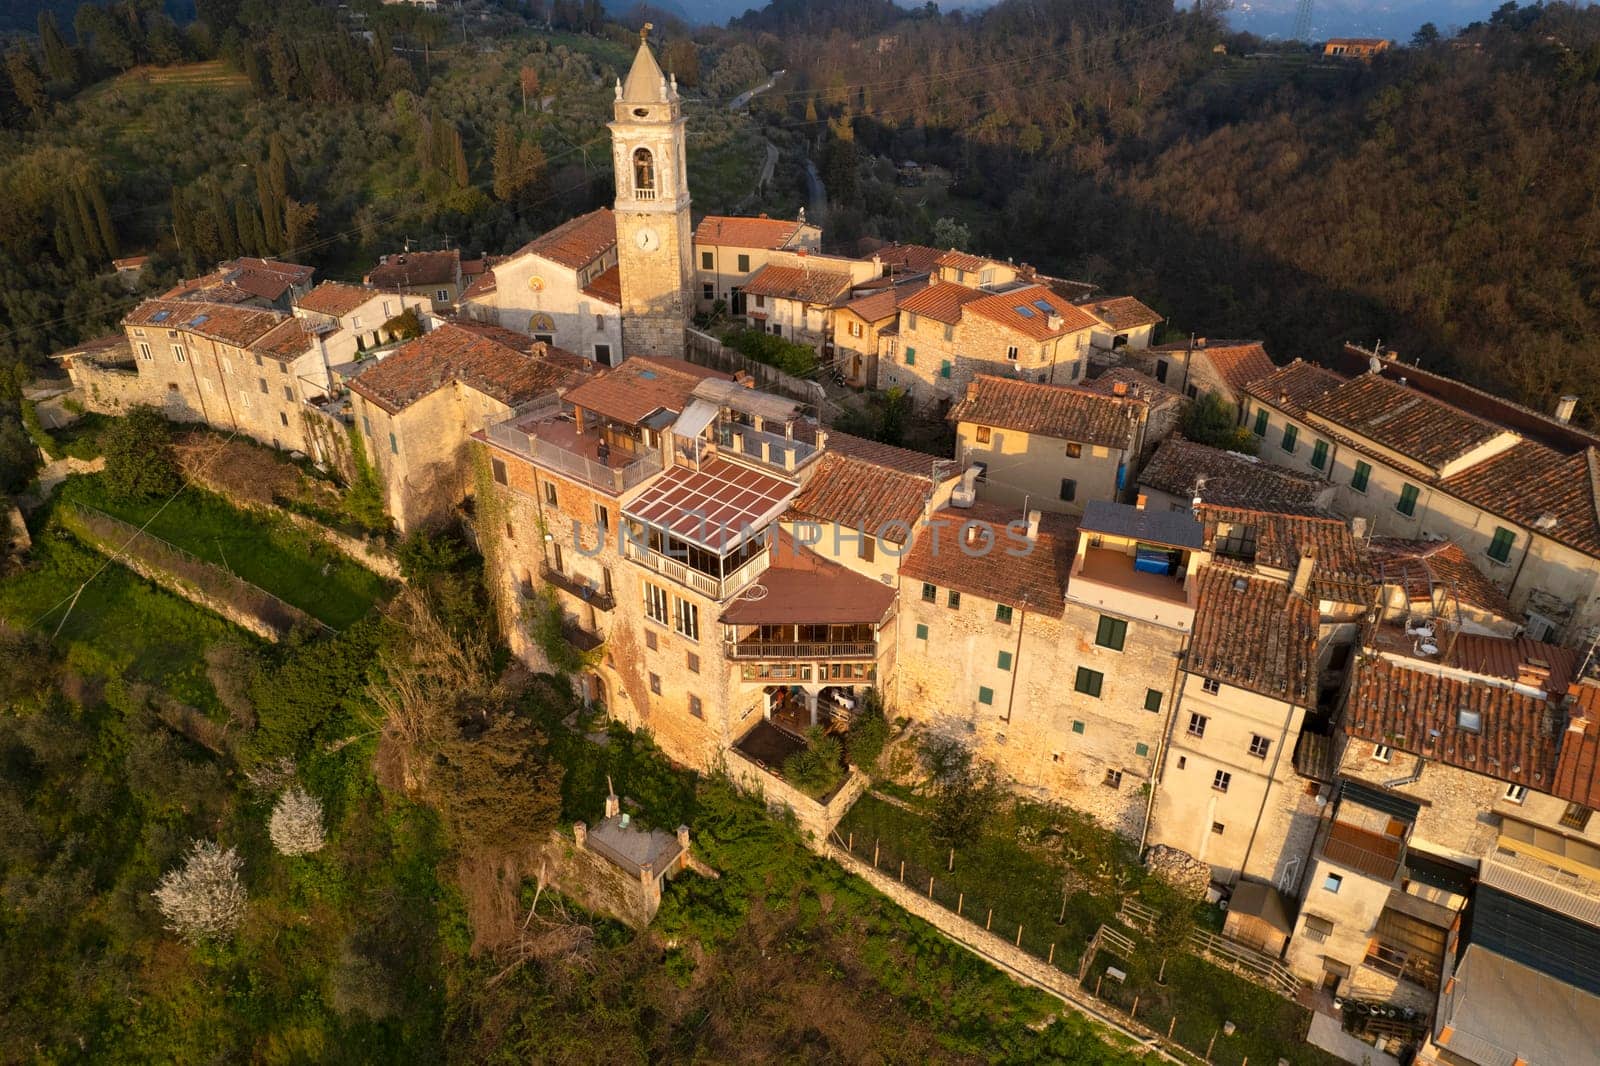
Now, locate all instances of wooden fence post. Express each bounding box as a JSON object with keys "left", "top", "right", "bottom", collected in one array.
[
  {"left": 1047, "top": 943, "right": 1055, "bottom": 965},
  {"left": 1206, "top": 1029, "right": 1218, "bottom": 1061},
  {"left": 927, "top": 876, "right": 934, "bottom": 898},
  {"left": 873, "top": 840, "right": 879, "bottom": 867},
  {"left": 957, "top": 892, "right": 963, "bottom": 916},
  {"left": 1167, "top": 1017, "right": 1176, "bottom": 1041},
  {"left": 899, "top": 860, "right": 905, "bottom": 882},
  {"left": 948, "top": 847, "right": 954, "bottom": 871},
  {"left": 1015, "top": 924, "right": 1023, "bottom": 947},
  {"left": 986, "top": 908, "right": 993, "bottom": 931},
  {"left": 1095, "top": 975, "right": 1102, "bottom": 997},
  {"left": 847, "top": 832, "right": 853, "bottom": 851}
]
